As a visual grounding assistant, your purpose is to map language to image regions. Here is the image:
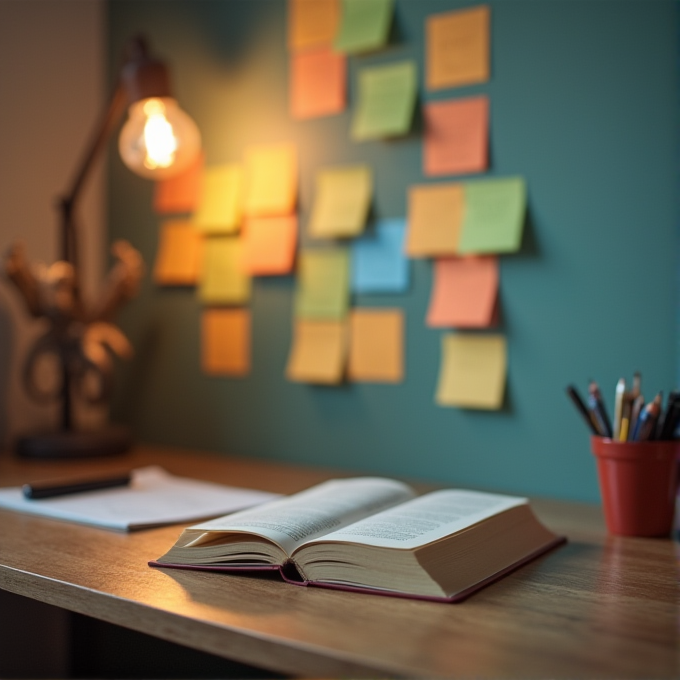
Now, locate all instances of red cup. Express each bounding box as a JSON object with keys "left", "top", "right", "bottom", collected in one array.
[{"left": 591, "top": 436, "right": 680, "bottom": 537}]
